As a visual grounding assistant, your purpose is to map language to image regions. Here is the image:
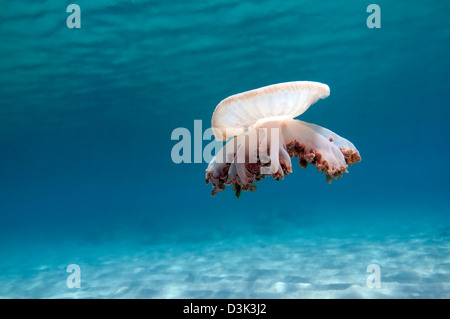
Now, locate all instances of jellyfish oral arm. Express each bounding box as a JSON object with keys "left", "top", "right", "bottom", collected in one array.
[
  {"left": 280, "top": 118, "right": 360, "bottom": 177},
  {"left": 206, "top": 118, "right": 361, "bottom": 197}
]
